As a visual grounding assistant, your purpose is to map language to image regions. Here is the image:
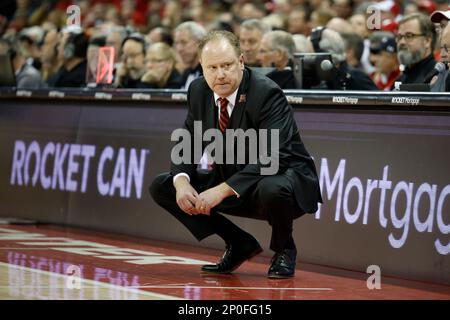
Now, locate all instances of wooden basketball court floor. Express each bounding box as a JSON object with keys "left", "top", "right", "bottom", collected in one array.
[{"left": 0, "top": 224, "right": 449, "bottom": 300}]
